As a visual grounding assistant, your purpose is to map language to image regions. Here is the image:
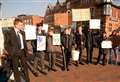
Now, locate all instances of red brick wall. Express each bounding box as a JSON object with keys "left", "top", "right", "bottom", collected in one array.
[
  {"left": 105, "top": 7, "right": 120, "bottom": 36},
  {"left": 32, "top": 16, "right": 43, "bottom": 25}
]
